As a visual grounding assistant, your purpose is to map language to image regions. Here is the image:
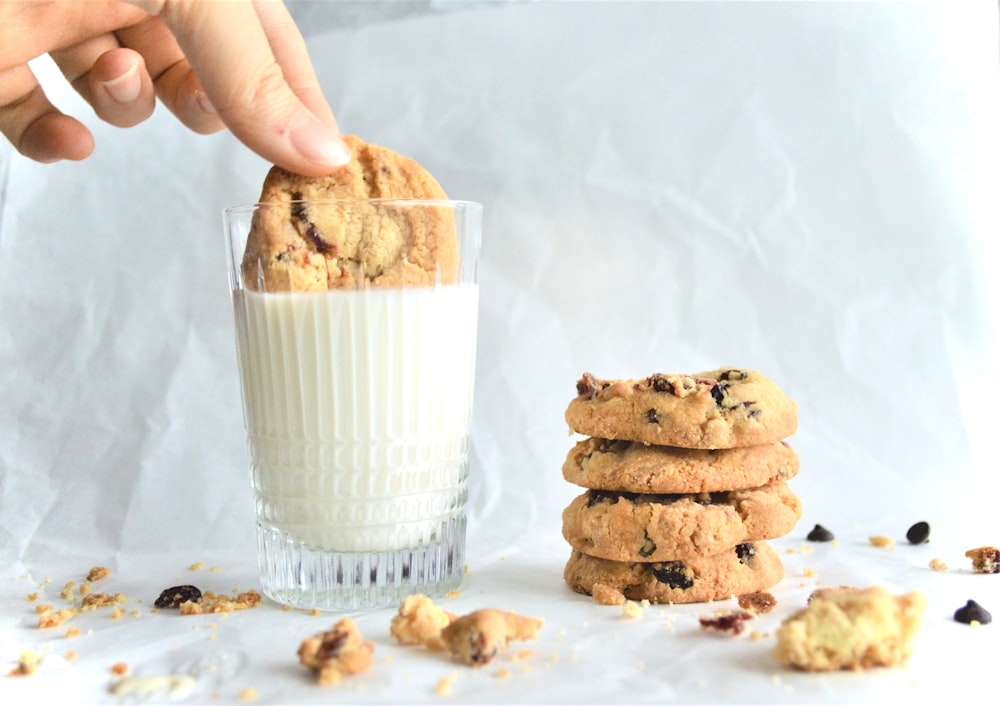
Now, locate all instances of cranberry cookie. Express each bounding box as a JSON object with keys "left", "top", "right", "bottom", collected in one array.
[
  {"left": 563, "top": 438, "right": 799, "bottom": 493},
  {"left": 439, "top": 609, "right": 544, "bottom": 666},
  {"left": 564, "top": 541, "right": 783, "bottom": 605},
  {"left": 565, "top": 369, "right": 797, "bottom": 449},
  {"left": 241, "top": 135, "right": 457, "bottom": 291},
  {"left": 562, "top": 481, "right": 801, "bottom": 562}
]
